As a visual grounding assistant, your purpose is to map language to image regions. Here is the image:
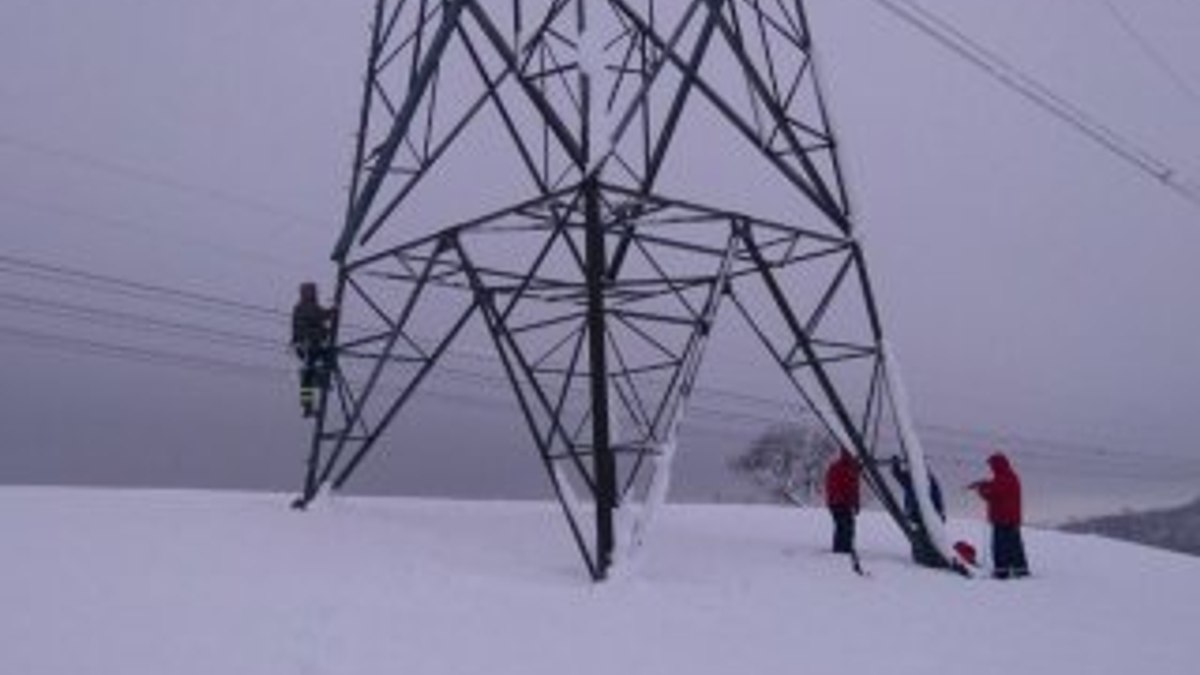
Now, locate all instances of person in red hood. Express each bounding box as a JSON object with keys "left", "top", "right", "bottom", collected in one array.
[
  {"left": 969, "top": 452, "right": 1030, "bottom": 579},
  {"left": 825, "top": 449, "right": 861, "bottom": 554}
]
